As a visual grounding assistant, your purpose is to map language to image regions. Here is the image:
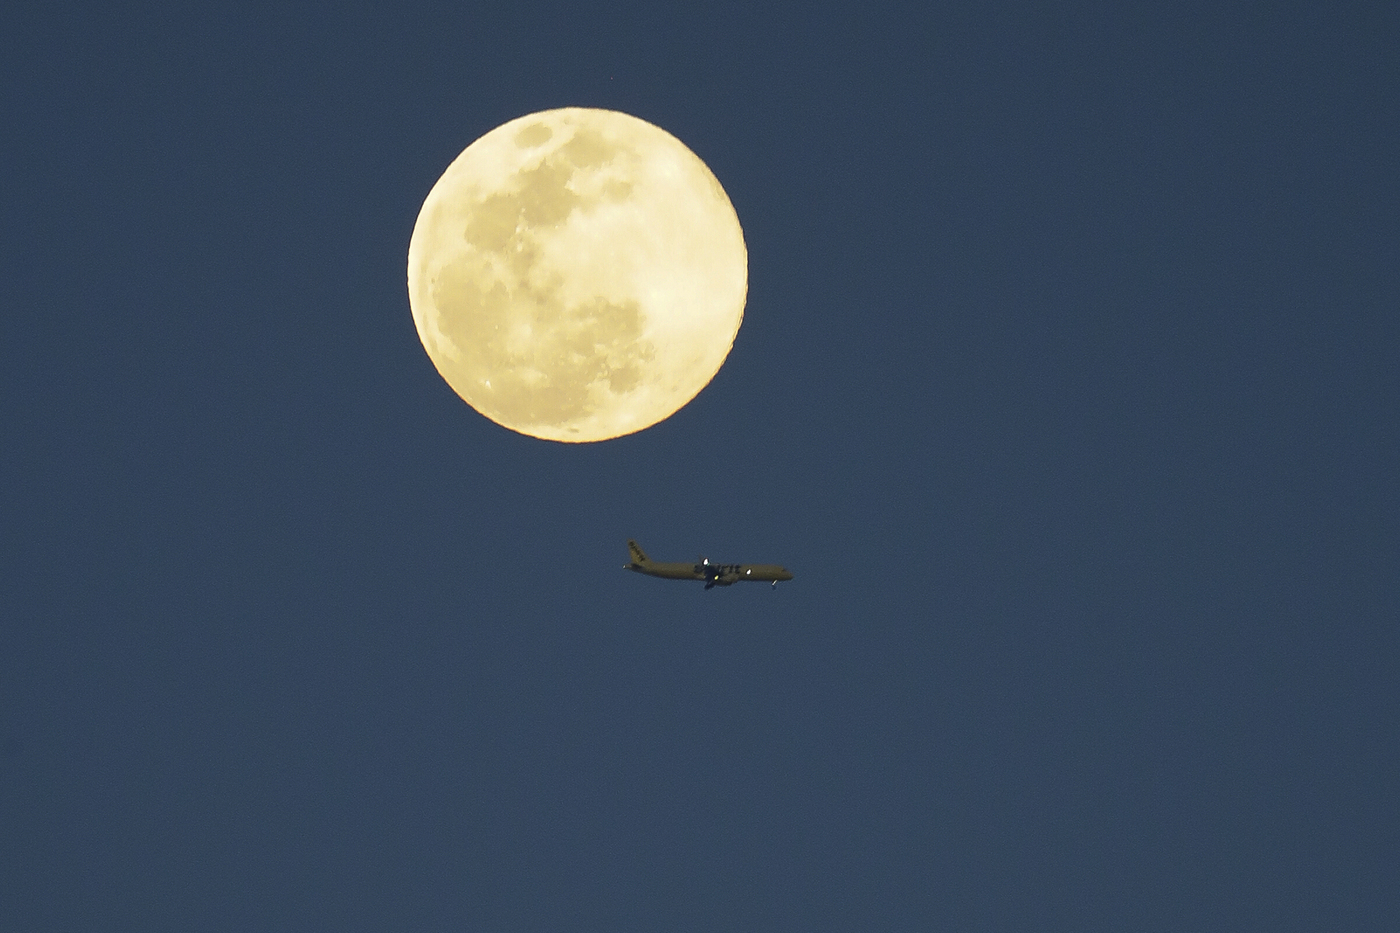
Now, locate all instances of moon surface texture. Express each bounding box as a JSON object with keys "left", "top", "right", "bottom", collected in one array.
[{"left": 408, "top": 108, "right": 747, "bottom": 442}]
